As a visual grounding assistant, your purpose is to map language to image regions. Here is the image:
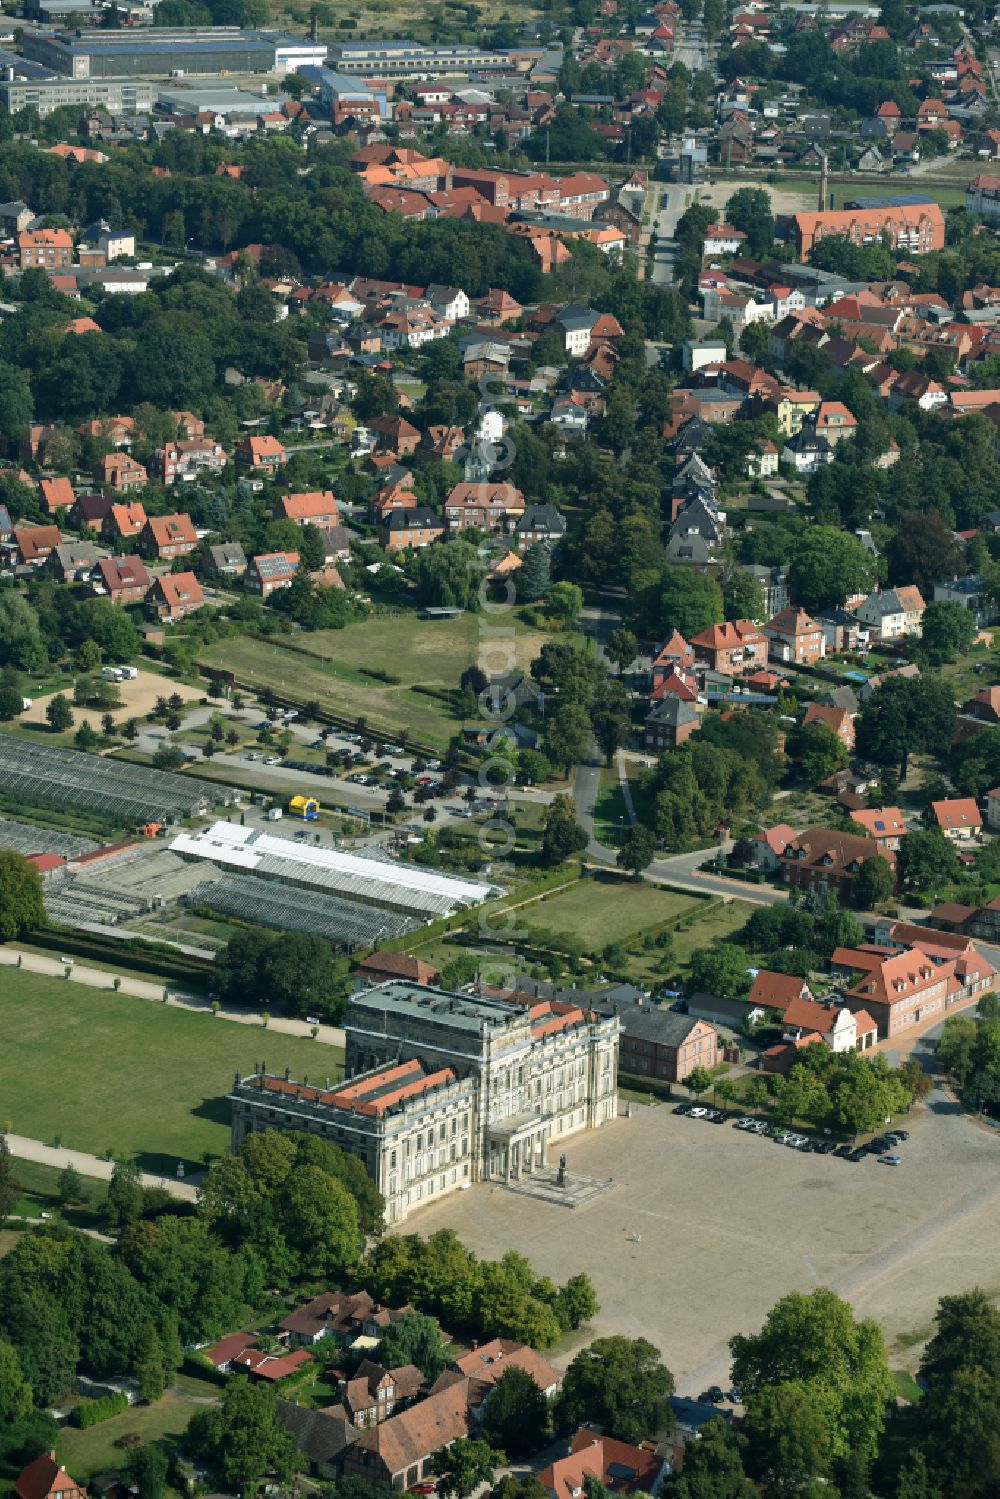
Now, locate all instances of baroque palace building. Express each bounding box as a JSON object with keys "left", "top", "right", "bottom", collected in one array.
[{"left": 229, "top": 980, "right": 620, "bottom": 1223}]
